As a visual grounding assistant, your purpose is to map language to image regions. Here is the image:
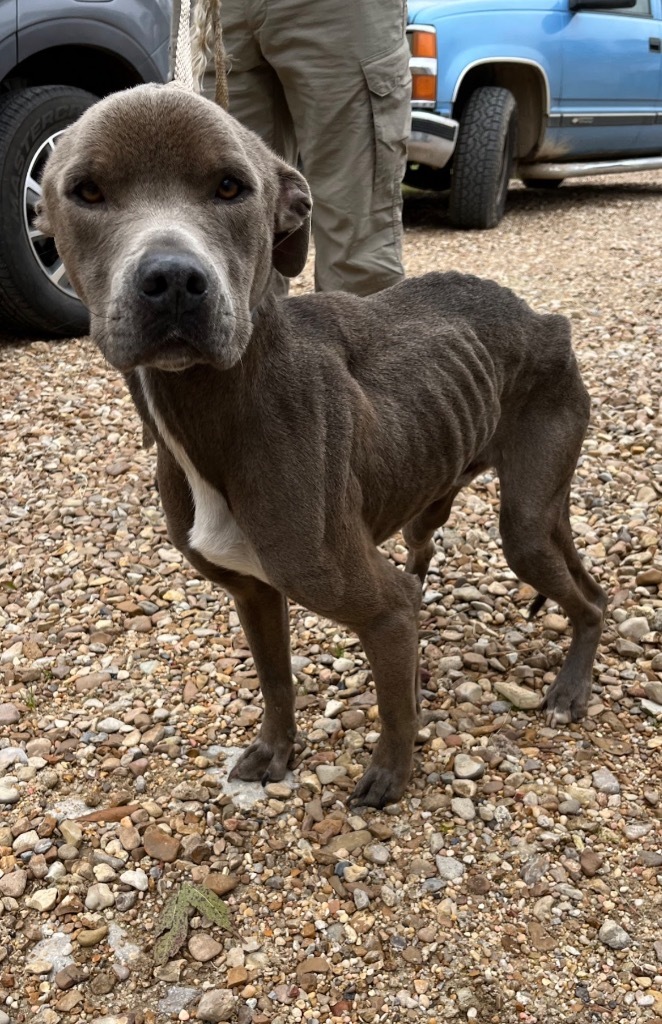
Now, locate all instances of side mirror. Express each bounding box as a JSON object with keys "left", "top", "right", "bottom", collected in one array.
[{"left": 570, "top": 0, "right": 636, "bottom": 10}]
